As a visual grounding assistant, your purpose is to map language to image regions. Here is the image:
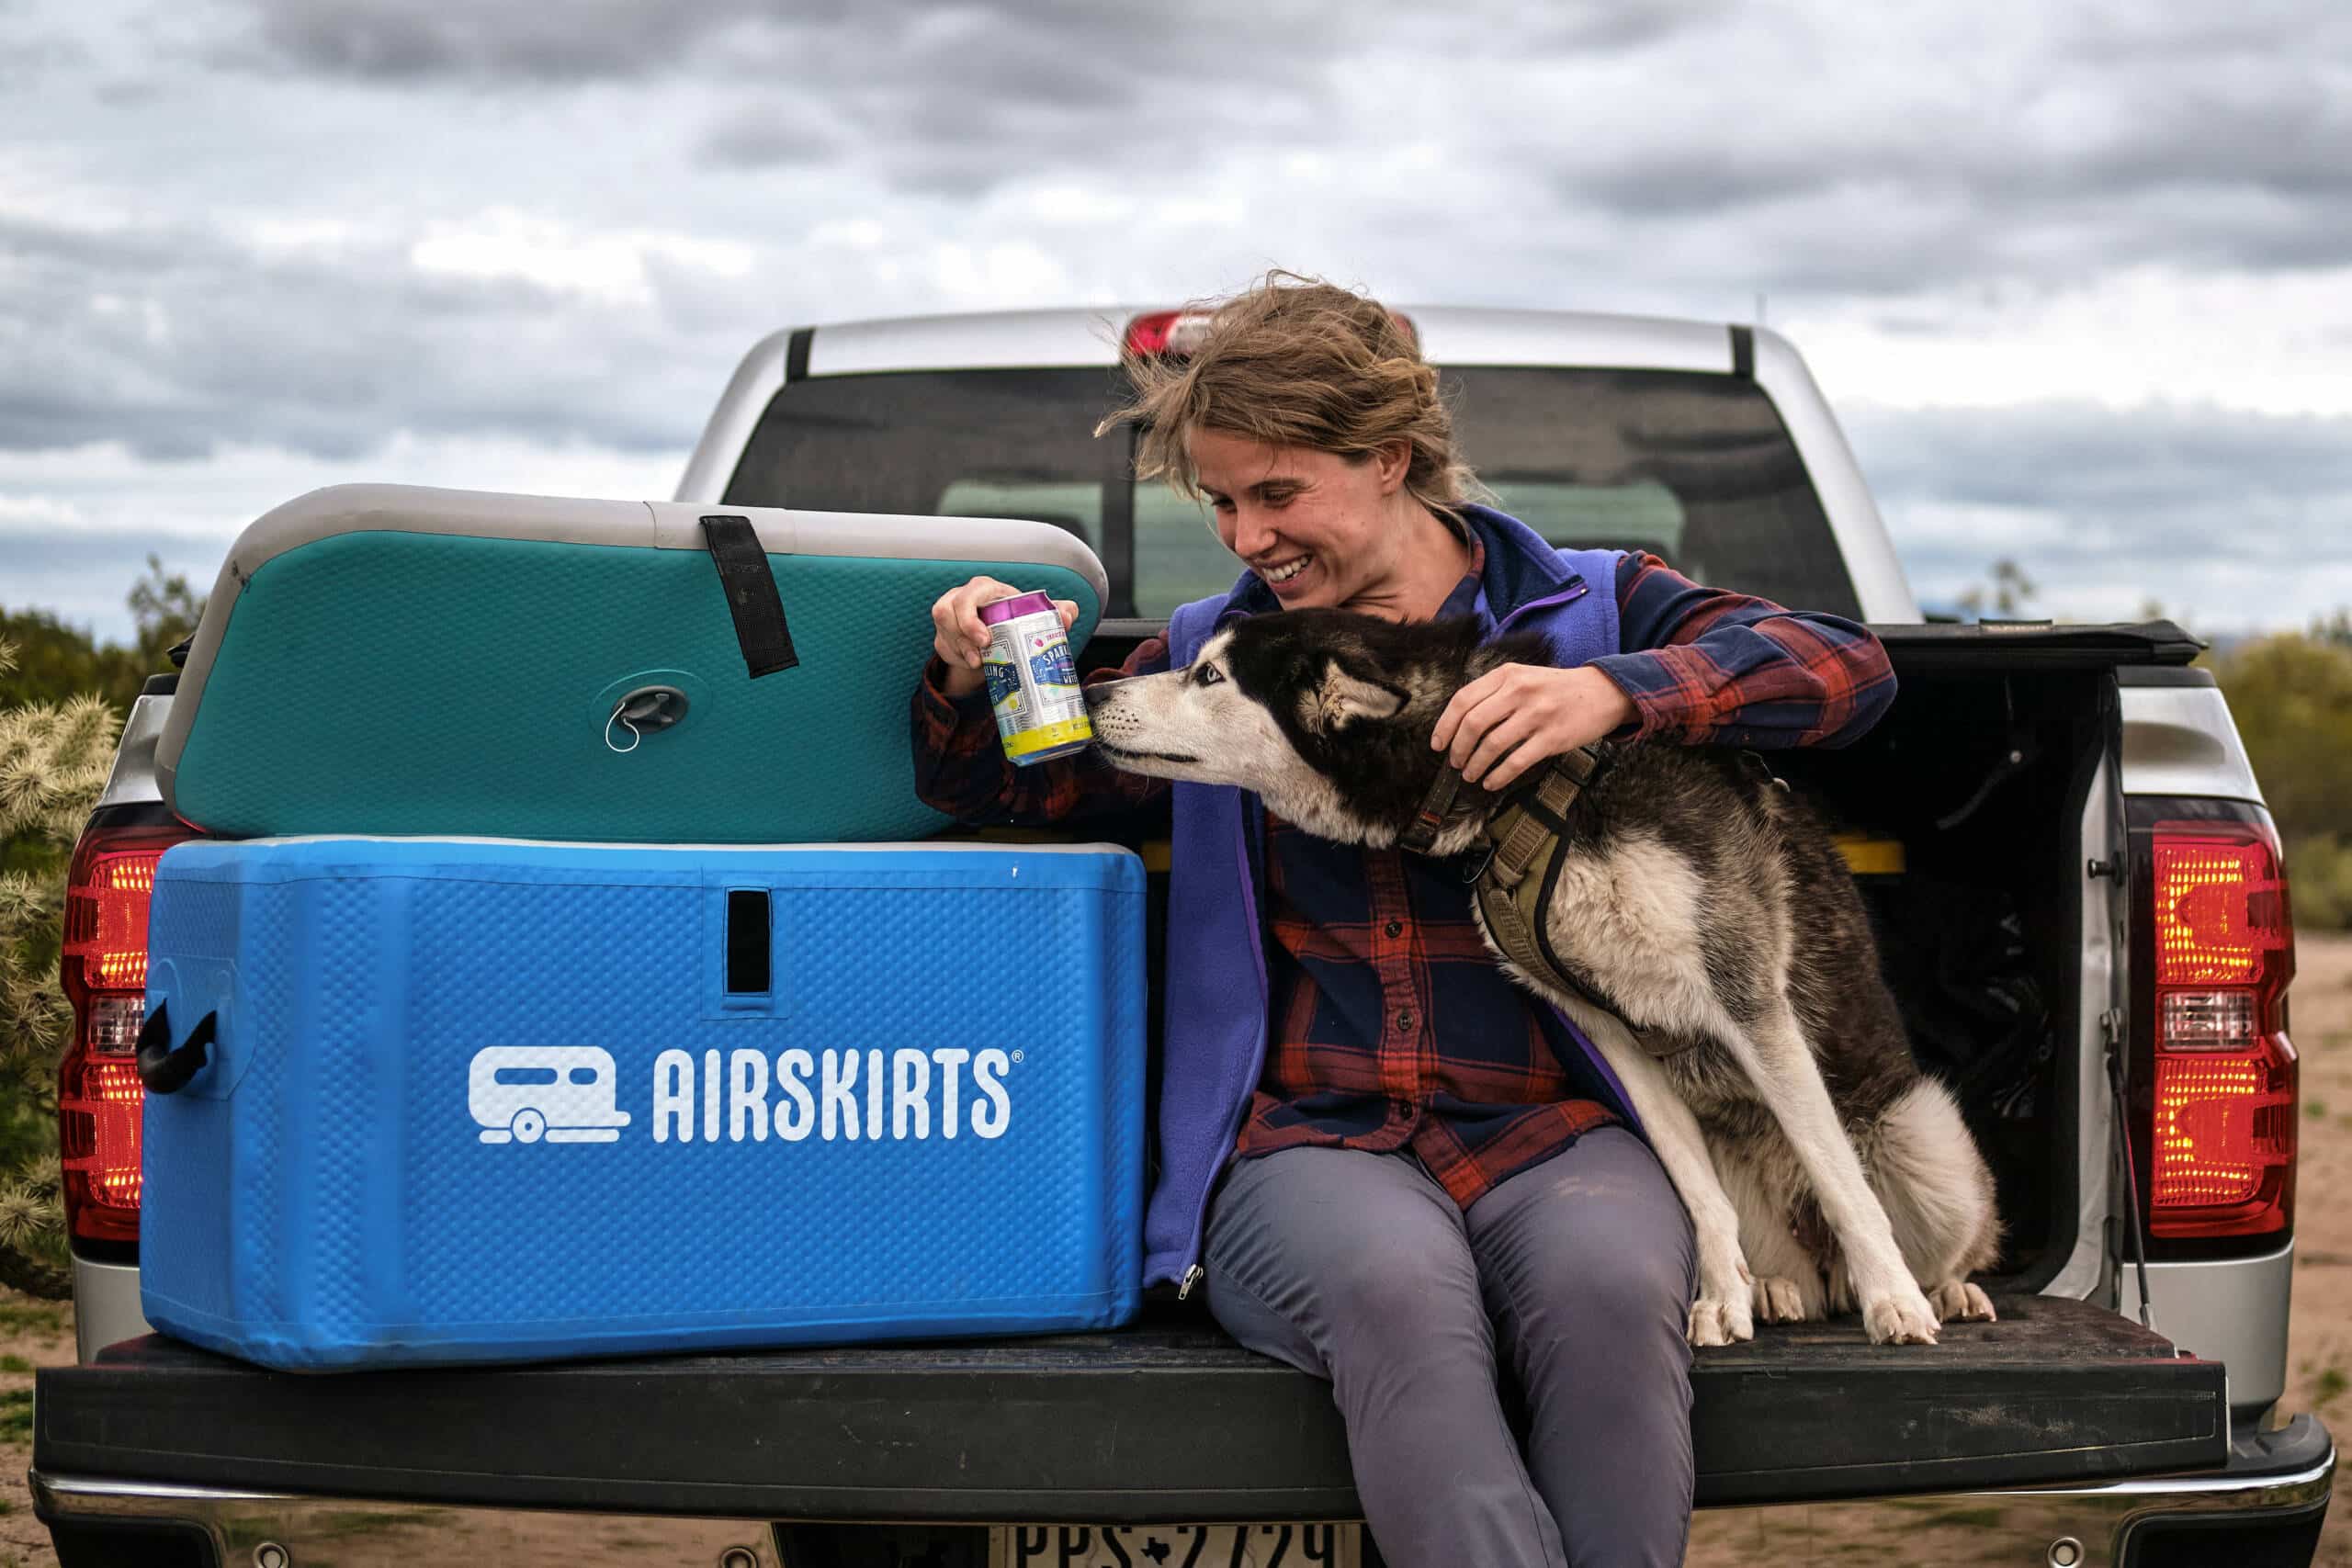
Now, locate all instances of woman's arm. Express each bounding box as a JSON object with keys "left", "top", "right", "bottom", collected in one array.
[
  {"left": 910, "top": 637, "right": 1172, "bottom": 826},
  {"left": 1586, "top": 552, "right": 1896, "bottom": 750},
  {"left": 1432, "top": 552, "right": 1895, "bottom": 789}
]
